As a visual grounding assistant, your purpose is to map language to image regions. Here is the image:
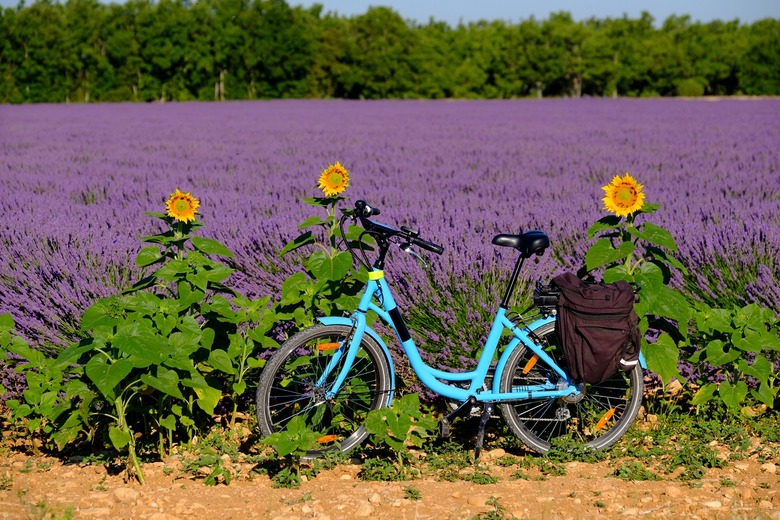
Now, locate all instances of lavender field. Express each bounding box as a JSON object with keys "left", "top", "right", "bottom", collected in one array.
[{"left": 1, "top": 99, "right": 779, "bottom": 354}]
